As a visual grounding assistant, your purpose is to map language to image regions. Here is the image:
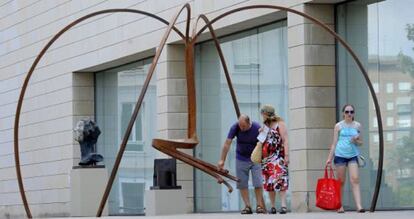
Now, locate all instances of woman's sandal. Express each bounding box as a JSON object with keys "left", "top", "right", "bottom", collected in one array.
[
  {"left": 270, "top": 207, "right": 277, "bottom": 214},
  {"left": 357, "top": 208, "right": 365, "bottom": 213},
  {"left": 256, "top": 206, "right": 266, "bottom": 214},
  {"left": 337, "top": 207, "right": 345, "bottom": 213},
  {"left": 280, "top": 206, "right": 288, "bottom": 214},
  {"left": 241, "top": 206, "right": 253, "bottom": 214}
]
